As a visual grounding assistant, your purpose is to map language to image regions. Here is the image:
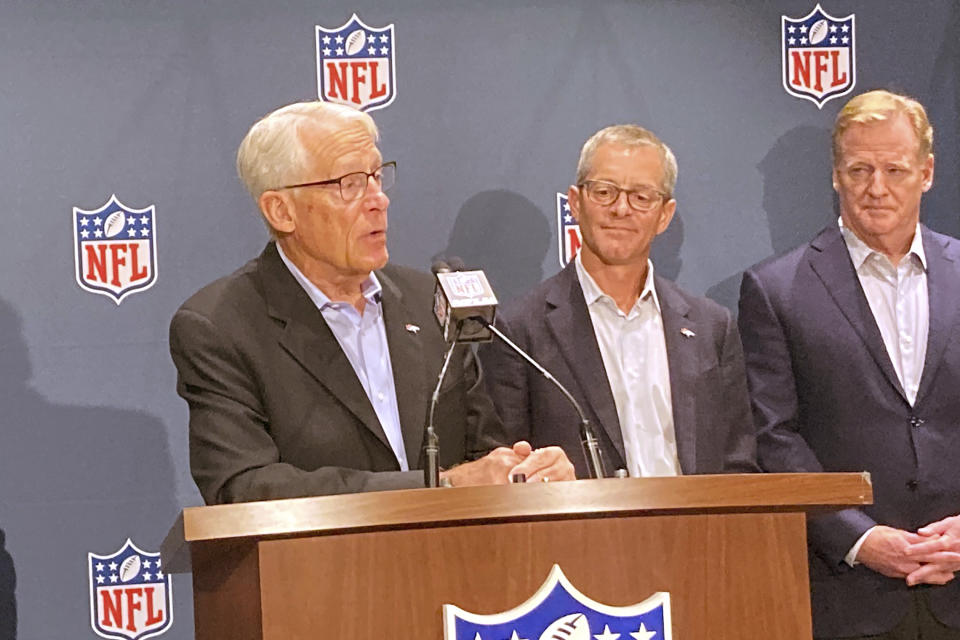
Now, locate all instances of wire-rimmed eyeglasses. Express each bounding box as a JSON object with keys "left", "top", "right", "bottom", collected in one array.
[{"left": 280, "top": 161, "right": 397, "bottom": 201}]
